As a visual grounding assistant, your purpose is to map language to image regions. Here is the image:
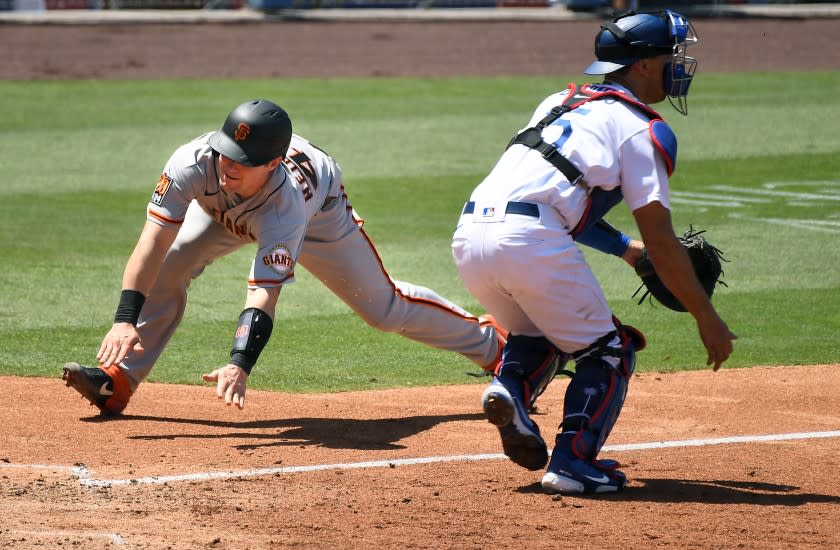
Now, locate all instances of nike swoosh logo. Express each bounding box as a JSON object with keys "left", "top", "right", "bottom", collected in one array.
[
  {"left": 584, "top": 473, "right": 610, "bottom": 484},
  {"left": 98, "top": 382, "right": 114, "bottom": 396}
]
